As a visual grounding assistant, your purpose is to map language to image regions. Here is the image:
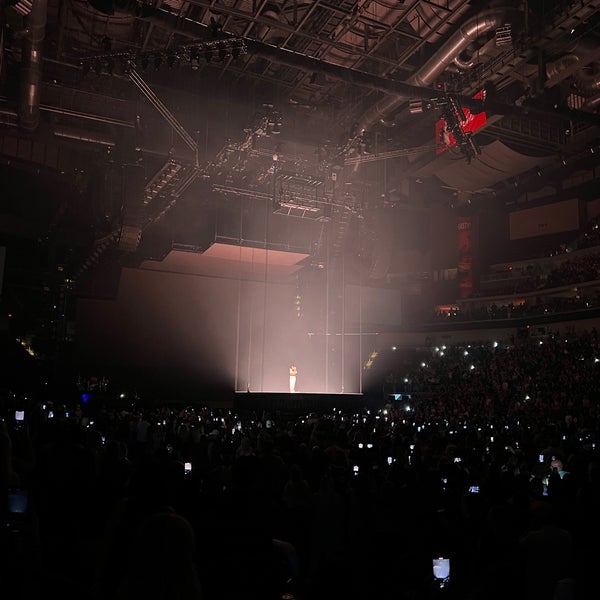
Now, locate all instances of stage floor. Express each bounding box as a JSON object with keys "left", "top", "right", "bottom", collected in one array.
[{"left": 233, "top": 390, "right": 370, "bottom": 415}]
